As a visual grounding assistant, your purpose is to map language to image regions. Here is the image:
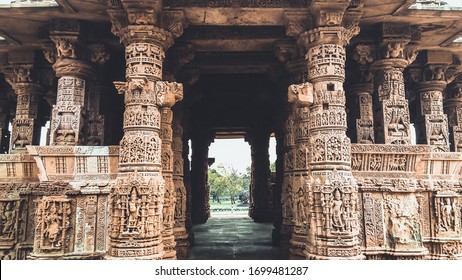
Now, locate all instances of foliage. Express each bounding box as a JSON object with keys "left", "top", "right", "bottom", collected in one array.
[
  {"left": 208, "top": 164, "right": 250, "bottom": 204},
  {"left": 270, "top": 161, "right": 276, "bottom": 173}
]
